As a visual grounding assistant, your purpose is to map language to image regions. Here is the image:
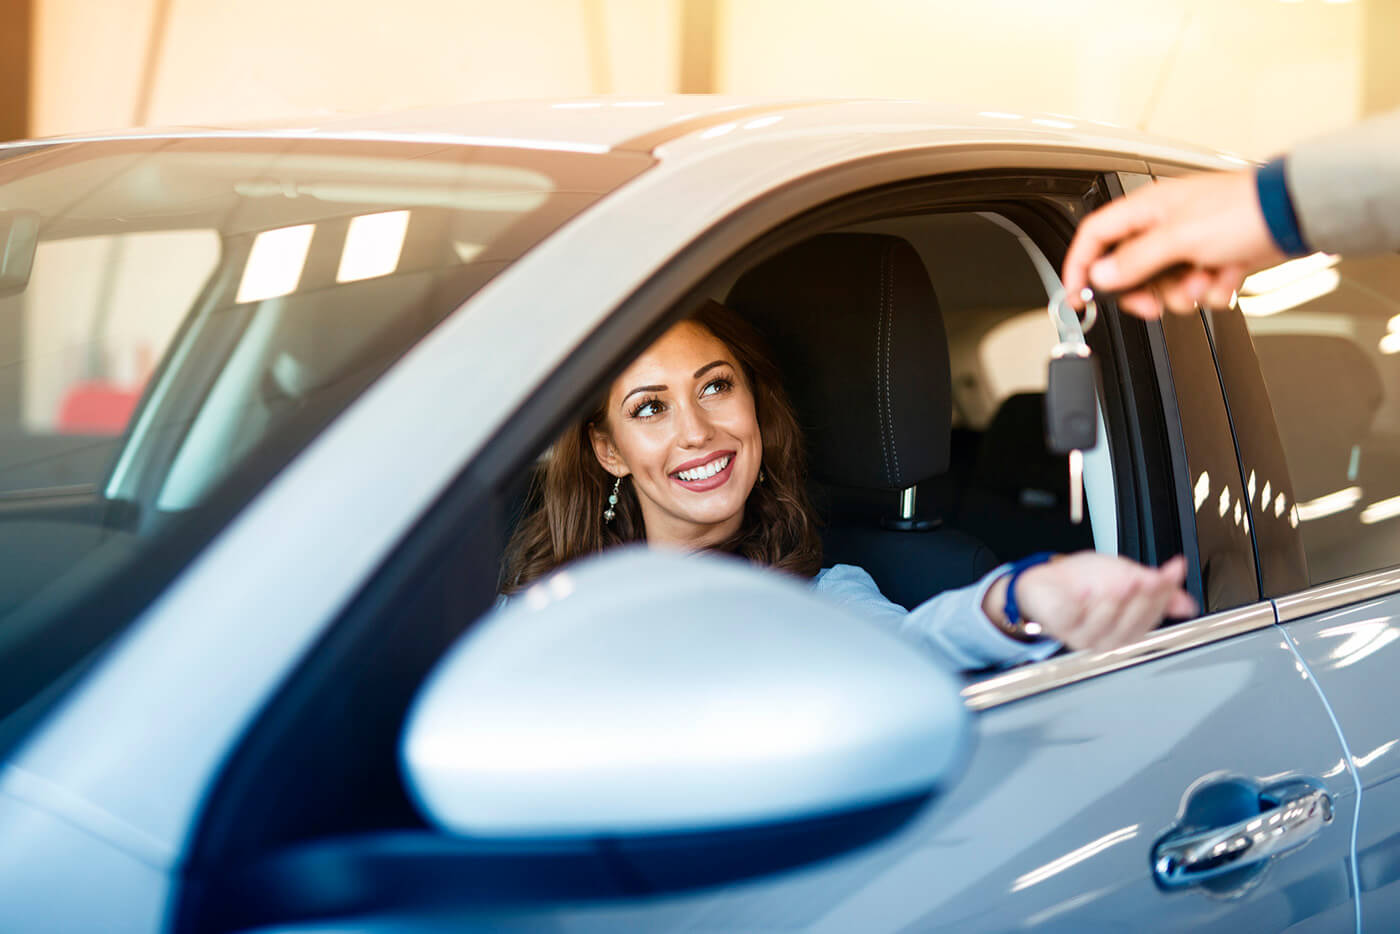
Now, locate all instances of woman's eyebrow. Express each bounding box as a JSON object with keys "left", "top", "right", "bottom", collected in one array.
[
  {"left": 693, "top": 360, "right": 730, "bottom": 379},
  {"left": 621, "top": 384, "right": 666, "bottom": 406}
]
